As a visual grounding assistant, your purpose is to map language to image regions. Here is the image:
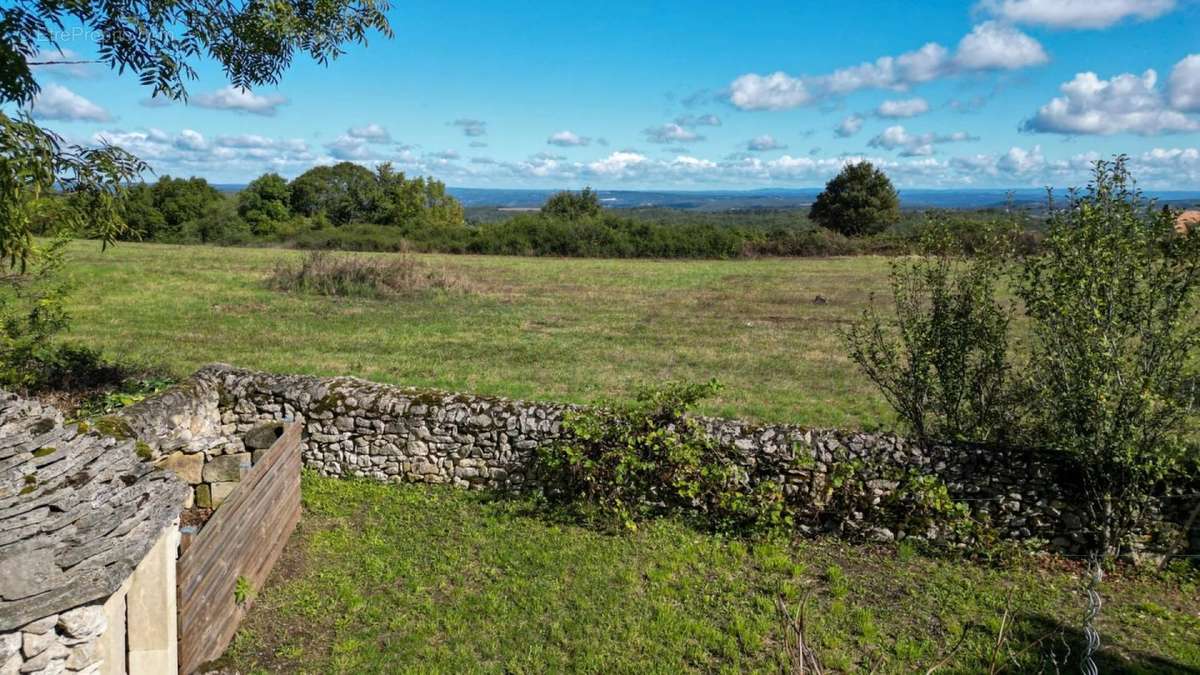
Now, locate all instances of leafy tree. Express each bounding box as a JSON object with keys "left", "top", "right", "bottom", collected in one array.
[
  {"left": 809, "top": 162, "right": 900, "bottom": 237},
  {"left": 289, "top": 162, "right": 381, "bottom": 225},
  {"left": 541, "top": 187, "right": 602, "bottom": 221},
  {"left": 1018, "top": 157, "right": 1200, "bottom": 555},
  {"left": 184, "top": 199, "right": 252, "bottom": 244},
  {"left": 119, "top": 183, "right": 166, "bottom": 240},
  {"left": 0, "top": 0, "right": 392, "bottom": 265},
  {"left": 238, "top": 173, "right": 292, "bottom": 234},
  {"left": 375, "top": 164, "right": 464, "bottom": 227}
]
